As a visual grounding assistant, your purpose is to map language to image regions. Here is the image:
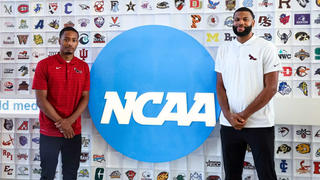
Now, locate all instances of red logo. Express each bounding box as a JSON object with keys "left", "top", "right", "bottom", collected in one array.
[
  {"left": 18, "top": 4, "right": 29, "bottom": 13},
  {"left": 94, "top": 1, "right": 104, "bottom": 12},
  {"left": 281, "top": 66, "right": 292, "bottom": 76},
  {"left": 4, "top": 81, "right": 14, "bottom": 91},
  {"left": 112, "top": 17, "right": 118, "bottom": 24},
  {"left": 18, "top": 121, "right": 29, "bottom": 130},
  {"left": 126, "top": 170, "right": 136, "bottom": 180},
  {"left": 280, "top": 14, "right": 290, "bottom": 25}
]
